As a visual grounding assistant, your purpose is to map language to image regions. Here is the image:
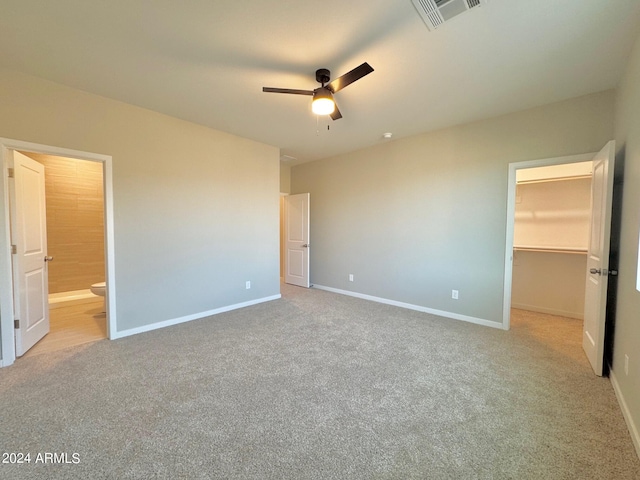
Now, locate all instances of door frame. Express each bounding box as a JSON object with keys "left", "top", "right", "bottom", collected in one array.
[
  {"left": 0, "top": 138, "right": 117, "bottom": 367},
  {"left": 502, "top": 151, "right": 596, "bottom": 330}
]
